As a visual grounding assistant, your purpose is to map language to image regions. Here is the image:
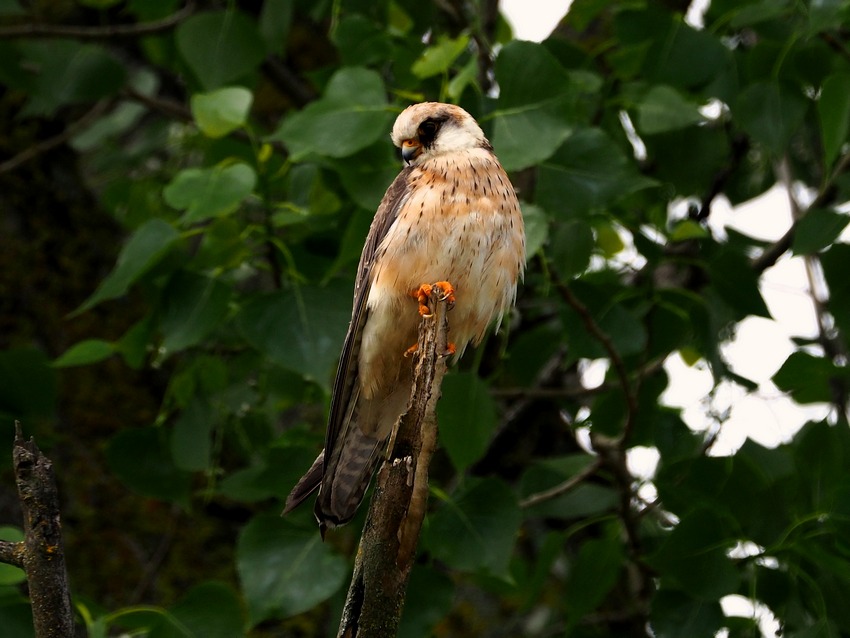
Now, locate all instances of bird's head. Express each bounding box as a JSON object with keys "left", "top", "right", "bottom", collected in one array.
[{"left": 391, "top": 102, "right": 489, "bottom": 165}]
